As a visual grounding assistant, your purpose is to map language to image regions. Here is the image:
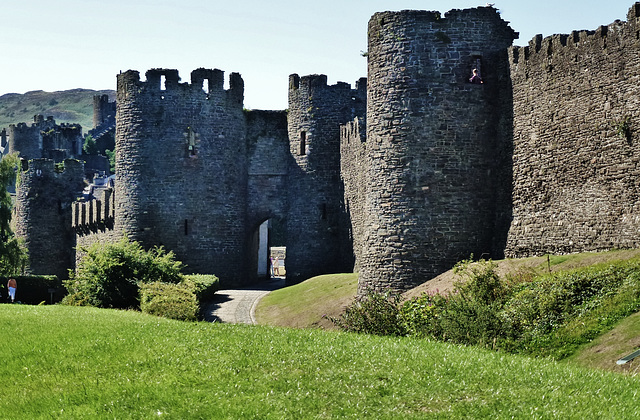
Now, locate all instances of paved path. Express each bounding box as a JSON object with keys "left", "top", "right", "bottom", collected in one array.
[{"left": 204, "top": 278, "right": 285, "bottom": 324}]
